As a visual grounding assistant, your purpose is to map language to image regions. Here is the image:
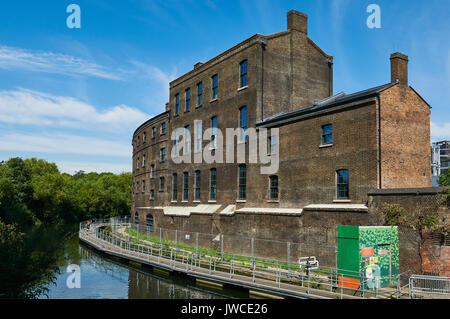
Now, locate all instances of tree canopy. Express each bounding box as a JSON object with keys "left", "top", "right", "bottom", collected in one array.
[{"left": 0, "top": 157, "right": 132, "bottom": 226}]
